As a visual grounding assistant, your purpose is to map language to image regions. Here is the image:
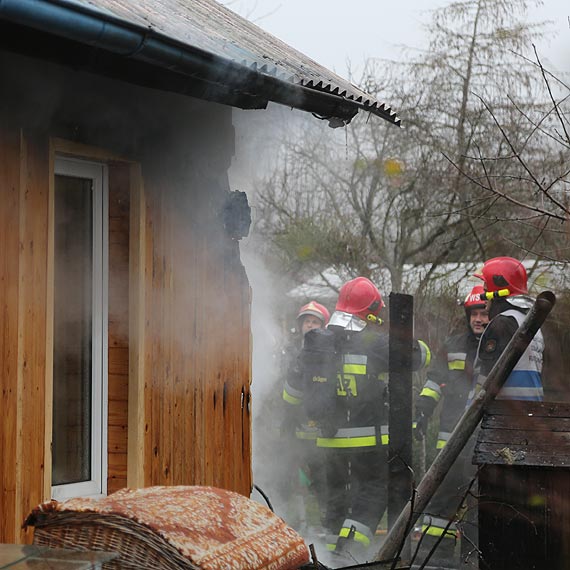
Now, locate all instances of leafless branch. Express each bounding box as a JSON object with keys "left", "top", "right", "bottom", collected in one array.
[
  {"left": 473, "top": 93, "right": 569, "bottom": 216},
  {"left": 532, "top": 45, "right": 570, "bottom": 145},
  {"left": 442, "top": 152, "right": 566, "bottom": 222}
]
